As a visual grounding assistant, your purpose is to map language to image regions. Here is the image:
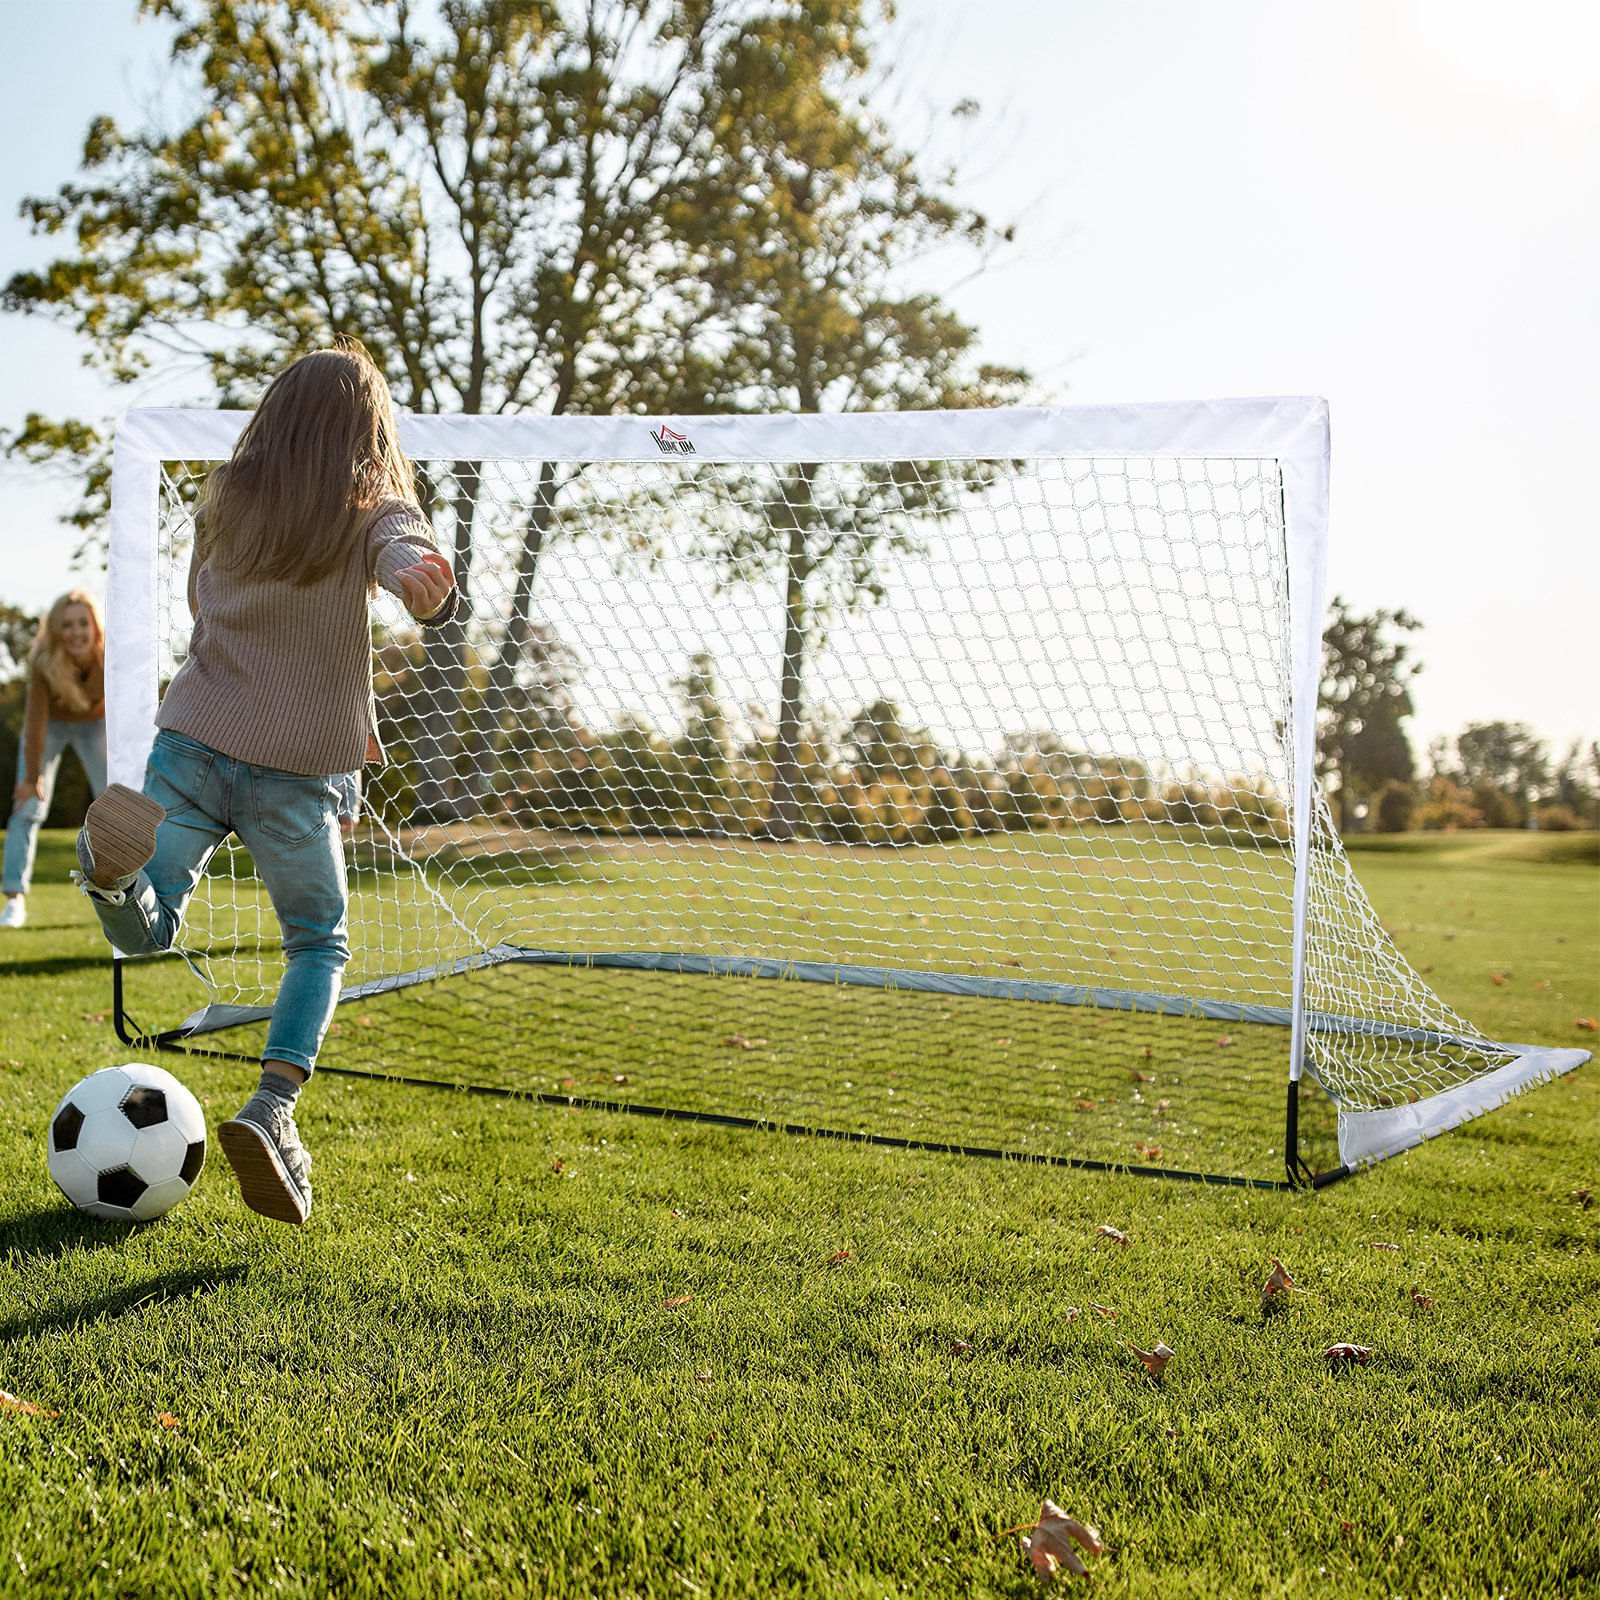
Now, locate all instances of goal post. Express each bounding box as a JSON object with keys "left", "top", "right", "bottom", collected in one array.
[{"left": 104, "top": 399, "right": 1588, "bottom": 1186}]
